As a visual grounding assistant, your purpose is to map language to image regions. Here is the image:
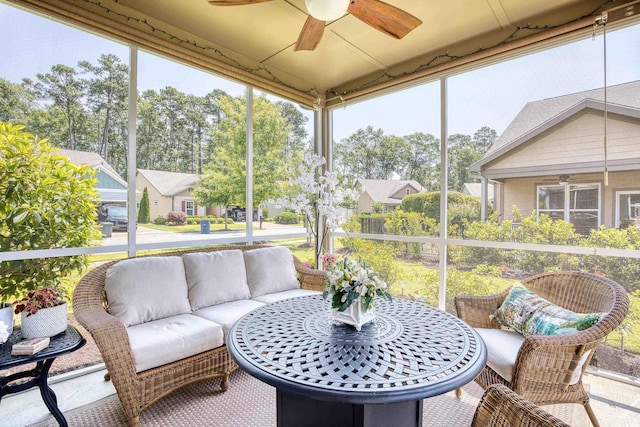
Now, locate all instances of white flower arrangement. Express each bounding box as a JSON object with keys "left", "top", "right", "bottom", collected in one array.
[
  {"left": 323, "top": 256, "right": 391, "bottom": 312},
  {"left": 0, "top": 321, "right": 9, "bottom": 344},
  {"left": 270, "top": 153, "right": 358, "bottom": 265}
]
